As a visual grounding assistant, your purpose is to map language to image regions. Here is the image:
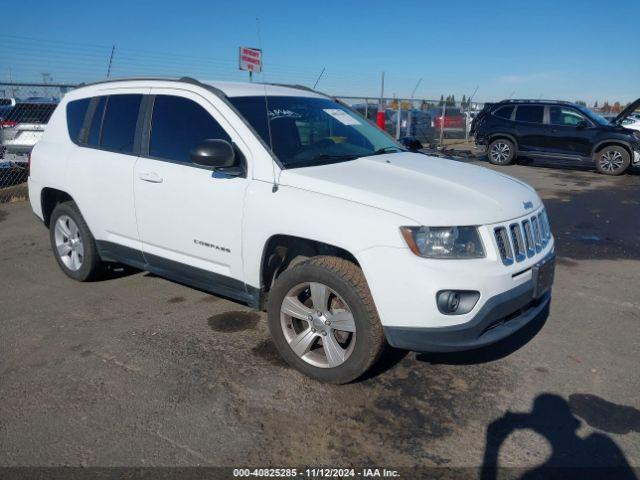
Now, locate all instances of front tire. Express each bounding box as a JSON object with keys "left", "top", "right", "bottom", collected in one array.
[
  {"left": 49, "top": 201, "right": 105, "bottom": 281},
  {"left": 595, "top": 146, "right": 630, "bottom": 175},
  {"left": 267, "top": 256, "right": 385, "bottom": 384},
  {"left": 488, "top": 138, "right": 516, "bottom": 165}
]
